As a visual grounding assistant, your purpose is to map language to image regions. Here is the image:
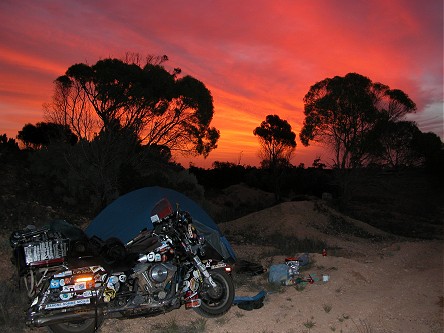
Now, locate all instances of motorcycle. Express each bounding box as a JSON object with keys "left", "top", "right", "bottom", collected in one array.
[{"left": 10, "top": 198, "right": 235, "bottom": 333}]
